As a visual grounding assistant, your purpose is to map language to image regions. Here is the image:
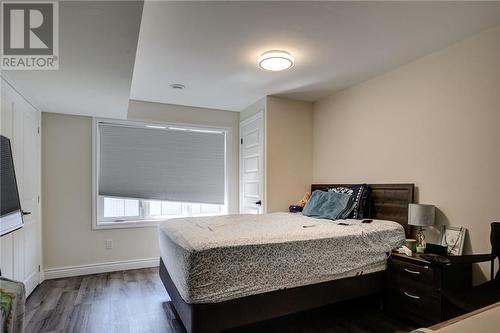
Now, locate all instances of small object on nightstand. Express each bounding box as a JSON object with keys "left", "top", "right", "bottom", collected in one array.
[
  {"left": 408, "top": 204, "right": 435, "bottom": 252},
  {"left": 405, "top": 239, "right": 417, "bottom": 252},
  {"left": 396, "top": 245, "right": 412, "bottom": 256},
  {"left": 426, "top": 243, "right": 448, "bottom": 256},
  {"left": 440, "top": 225, "right": 466, "bottom": 255},
  {"left": 420, "top": 253, "right": 451, "bottom": 265}
]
